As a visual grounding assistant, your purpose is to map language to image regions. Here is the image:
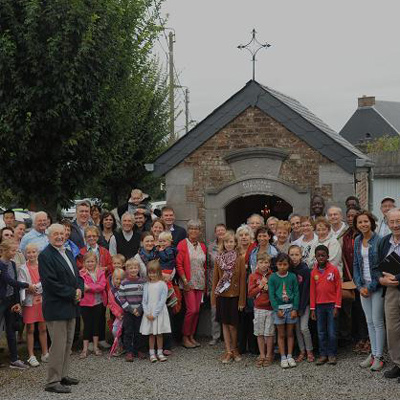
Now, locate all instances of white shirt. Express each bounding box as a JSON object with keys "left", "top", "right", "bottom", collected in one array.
[
  {"left": 293, "top": 234, "right": 318, "bottom": 268},
  {"left": 361, "top": 244, "right": 371, "bottom": 283},
  {"left": 331, "top": 222, "right": 347, "bottom": 240},
  {"left": 54, "top": 246, "right": 75, "bottom": 276},
  {"left": 387, "top": 236, "right": 400, "bottom": 258},
  {"left": 378, "top": 218, "right": 391, "bottom": 238}
]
